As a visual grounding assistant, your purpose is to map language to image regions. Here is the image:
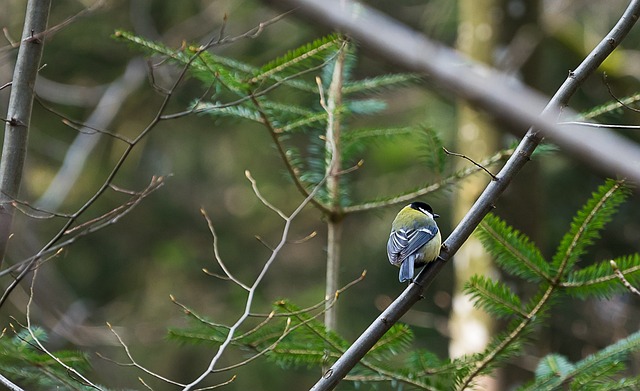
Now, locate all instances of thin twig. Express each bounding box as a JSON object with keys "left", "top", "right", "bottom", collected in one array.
[
  {"left": 181, "top": 176, "right": 327, "bottom": 391},
  {"left": 25, "top": 269, "right": 102, "bottom": 390},
  {"left": 0, "top": 176, "right": 165, "bottom": 280},
  {"left": 249, "top": 269, "right": 366, "bottom": 318},
  {"left": 0, "top": 374, "right": 24, "bottom": 391},
  {"left": 559, "top": 121, "right": 640, "bottom": 130},
  {"left": 34, "top": 95, "right": 134, "bottom": 144},
  {"left": 193, "top": 375, "right": 237, "bottom": 390},
  {"left": 603, "top": 72, "right": 640, "bottom": 113},
  {"left": 290, "top": 230, "right": 317, "bottom": 244},
  {"left": 245, "top": 170, "right": 287, "bottom": 219},
  {"left": 200, "top": 208, "right": 250, "bottom": 291},
  {"left": 170, "top": 294, "right": 232, "bottom": 330},
  {"left": 210, "top": 318, "right": 291, "bottom": 373},
  {"left": 104, "top": 323, "right": 186, "bottom": 387},
  {"left": 443, "top": 146, "right": 498, "bottom": 180}
]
